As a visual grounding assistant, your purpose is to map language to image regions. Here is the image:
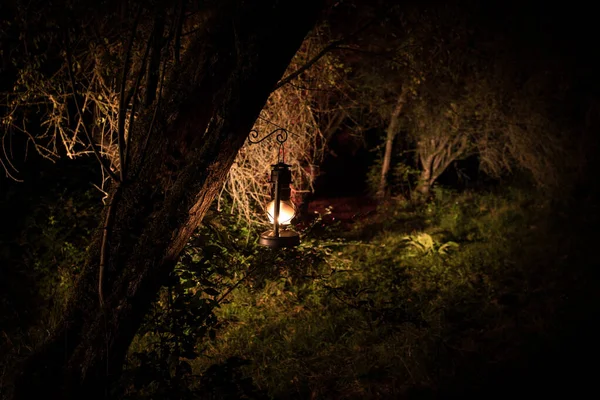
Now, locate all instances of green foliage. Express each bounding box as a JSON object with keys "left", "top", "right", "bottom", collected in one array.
[
  {"left": 1, "top": 183, "right": 99, "bottom": 328},
  {"left": 366, "top": 154, "right": 419, "bottom": 198},
  {"left": 121, "top": 209, "right": 336, "bottom": 398},
  {"left": 117, "top": 187, "right": 563, "bottom": 399},
  {"left": 402, "top": 232, "right": 459, "bottom": 256},
  {"left": 117, "top": 183, "right": 564, "bottom": 399},
  {"left": 365, "top": 155, "right": 383, "bottom": 196},
  {"left": 391, "top": 161, "right": 419, "bottom": 193},
  {"left": 122, "top": 212, "right": 250, "bottom": 398},
  {"left": 31, "top": 192, "right": 95, "bottom": 301},
  {"left": 0, "top": 163, "right": 101, "bottom": 394},
  {"left": 2, "top": 171, "right": 585, "bottom": 399}
]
